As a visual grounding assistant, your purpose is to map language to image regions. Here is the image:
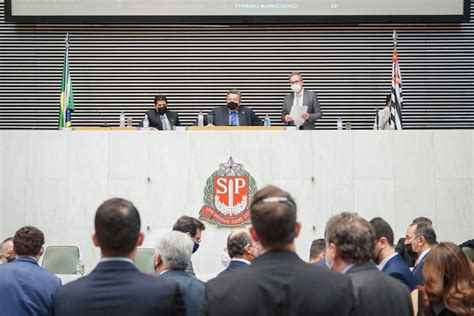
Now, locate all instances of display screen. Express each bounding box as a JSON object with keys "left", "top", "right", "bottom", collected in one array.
[{"left": 5, "top": 0, "right": 469, "bottom": 23}]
